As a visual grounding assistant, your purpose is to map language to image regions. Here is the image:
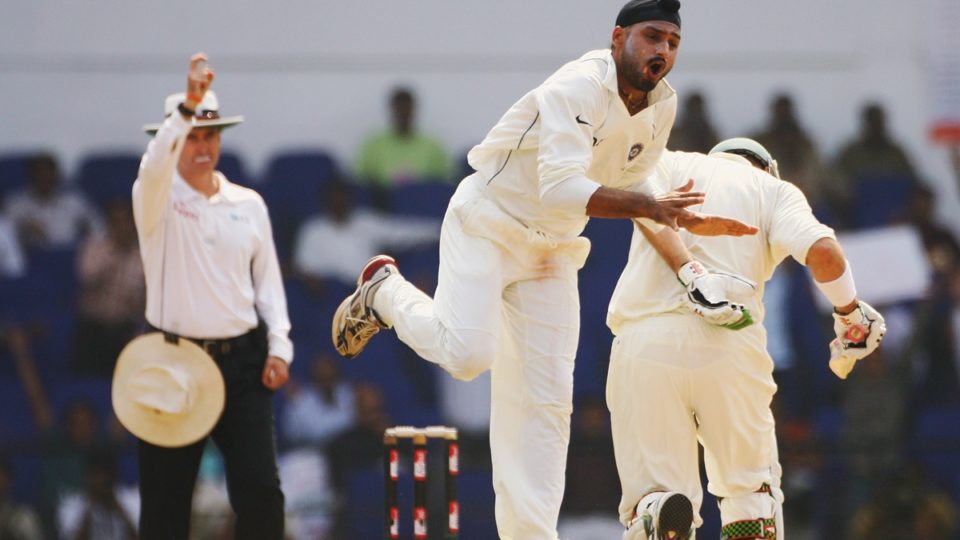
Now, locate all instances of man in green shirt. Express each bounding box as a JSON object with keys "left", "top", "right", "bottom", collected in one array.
[{"left": 355, "top": 87, "right": 453, "bottom": 186}]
